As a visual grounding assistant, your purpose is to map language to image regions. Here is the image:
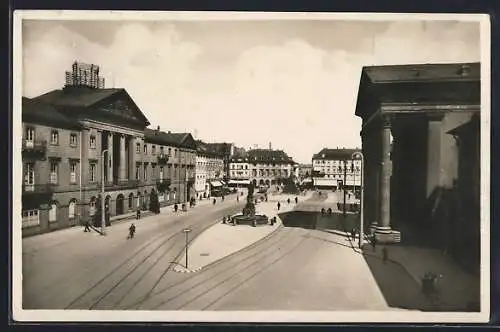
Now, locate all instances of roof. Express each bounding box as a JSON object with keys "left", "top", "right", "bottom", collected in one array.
[
  {"left": 22, "top": 97, "right": 82, "bottom": 130},
  {"left": 312, "top": 148, "right": 361, "bottom": 161},
  {"left": 34, "top": 86, "right": 150, "bottom": 126},
  {"left": 144, "top": 128, "right": 196, "bottom": 149},
  {"left": 362, "top": 62, "right": 480, "bottom": 84},
  {"left": 355, "top": 62, "right": 481, "bottom": 119},
  {"left": 195, "top": 140, "right": 225, "bottom": 158},
  {"left": 232, "top": 149, "right": 294, "bottom": 164}
]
